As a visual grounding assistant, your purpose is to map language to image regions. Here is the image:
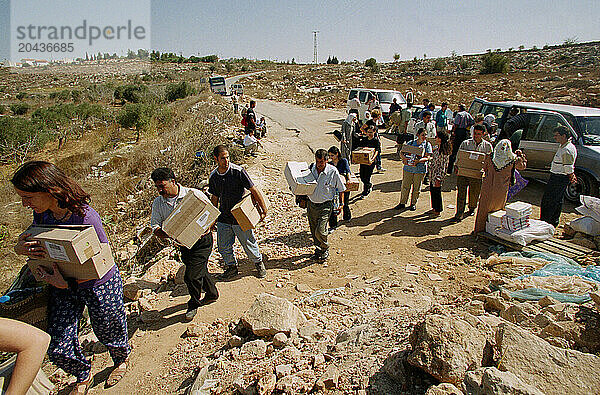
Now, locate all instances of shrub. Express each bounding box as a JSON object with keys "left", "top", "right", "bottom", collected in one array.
[
  {"left": 165, "top": 81, "right": 196, "bottom": 102},
  {"left": 10, "top": 103, "right": 30, "bottom": 115},
  {"left": 480, "top": 52, "right": 509, "bottom": 74},
  {"left": 0, "top": 104, "right": 5, "bottom": 114},
  {"left": 0, "top": 116, "right": 51, "bottom": 162},
  {"left": 117, "top": 103, "right": 155, "bottom": 142},
  {"left": 563, "top": 36, "right": 578, "bottom": 46},
  {"left": 432, "top": 58, "right": 446, "bottom": 71},
  {"left": 16, "top": 92, "right": 28, "bottom": 100},
  {"left": 114, "top": 84, "right": 148, "bottom": 103},
  {"left": 458, "top": 57, "right": 470, "bottom": 70},
  {"left": 365, "top": 58, "right": 377, "bottom": 68}
]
